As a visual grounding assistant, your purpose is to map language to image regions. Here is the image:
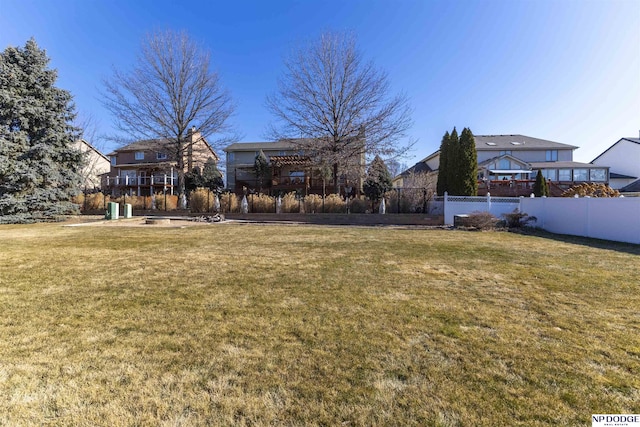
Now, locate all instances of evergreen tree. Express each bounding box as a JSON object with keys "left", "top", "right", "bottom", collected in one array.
[
  {"left": 458, "top": 127, "right": 478, "bottom": 196},
  {"left": 446, "top": 127, "right": 460, "bottom": 195},
  {"left": 436, "top": 131, "right": 450, "bottom": 196},
  {"left": 253, "top": 149, "right": 269, "bottom": 193},
  {"left": 0, "top": 39, "right": 83, "bottom": 223},
  {"left": 185, "top": 166, "right": 204, "bottom": 192},
  {"left": 533, "top": 170, "right": 549, "bottom": 197},
  {"left": 201, "top": 157, "right": 224, "bottom": 192},
  {"left": 363, "top": 155, "right": 393, "bottom": 201}
]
